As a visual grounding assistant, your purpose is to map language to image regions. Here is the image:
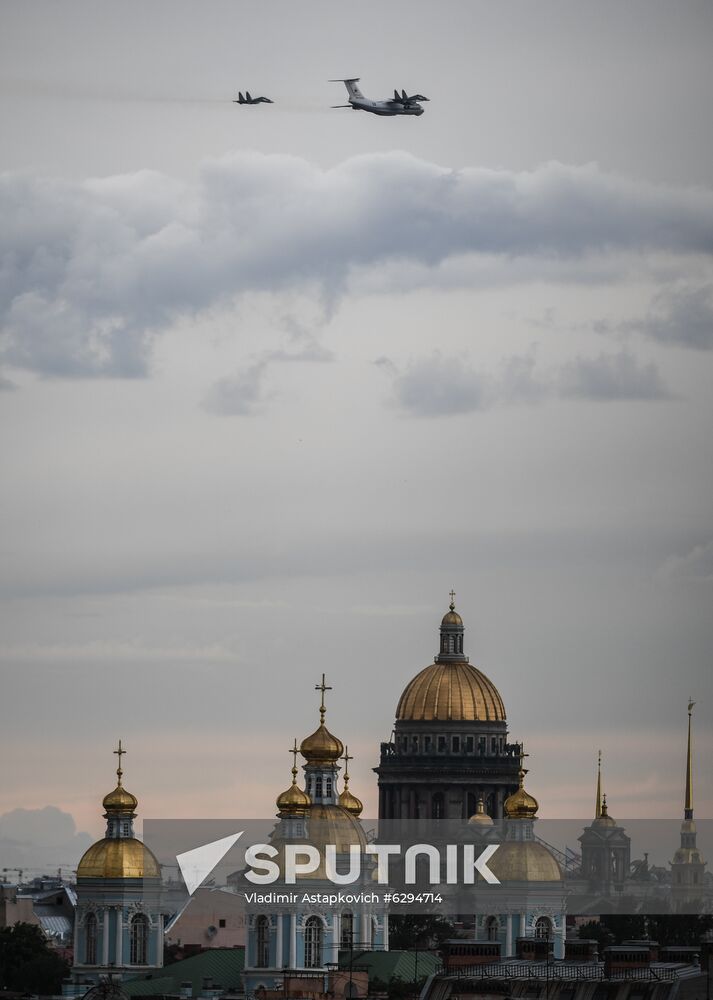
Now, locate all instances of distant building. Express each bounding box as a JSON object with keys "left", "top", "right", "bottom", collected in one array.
[{"left": 670, "top": 701, "right": 707, "bottom": 910}]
